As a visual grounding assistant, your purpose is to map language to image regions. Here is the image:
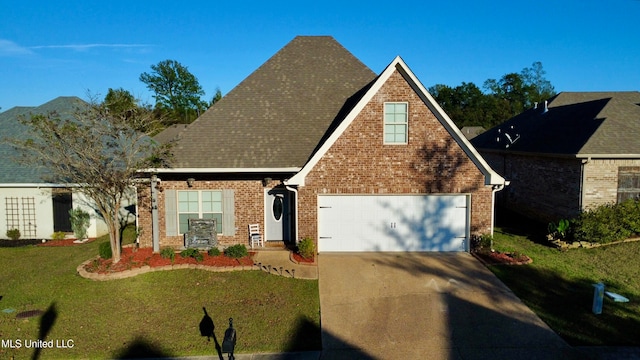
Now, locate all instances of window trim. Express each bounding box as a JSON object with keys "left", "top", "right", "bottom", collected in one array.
[
  {"left": 383, "top": 102, "right": 409, "bottom": 145},
  {"left": 617, "top": 167, "right": 640, "bottom": 203}
]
